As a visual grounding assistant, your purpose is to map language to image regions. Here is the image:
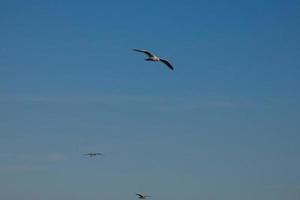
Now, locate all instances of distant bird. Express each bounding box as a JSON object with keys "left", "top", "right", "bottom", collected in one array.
[
  {"left": 83, "top": 152, "right": 103, "bottom": 158},
  {"left": 136, "top": 193, "right": 151, "bottom": 199},
  {"left": 133, "top": 49, "right": 174, "bottom": 70}
]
